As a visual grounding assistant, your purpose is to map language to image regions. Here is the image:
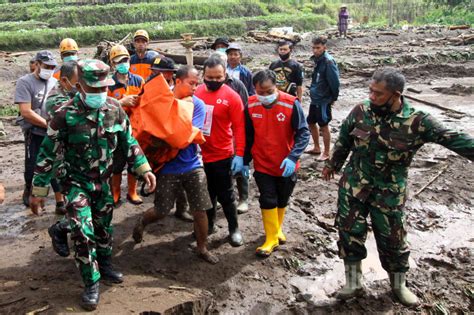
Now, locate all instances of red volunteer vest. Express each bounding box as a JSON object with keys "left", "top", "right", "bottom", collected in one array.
[{"left": 248, "top": 91, "right": 299, "bottom": 177}]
